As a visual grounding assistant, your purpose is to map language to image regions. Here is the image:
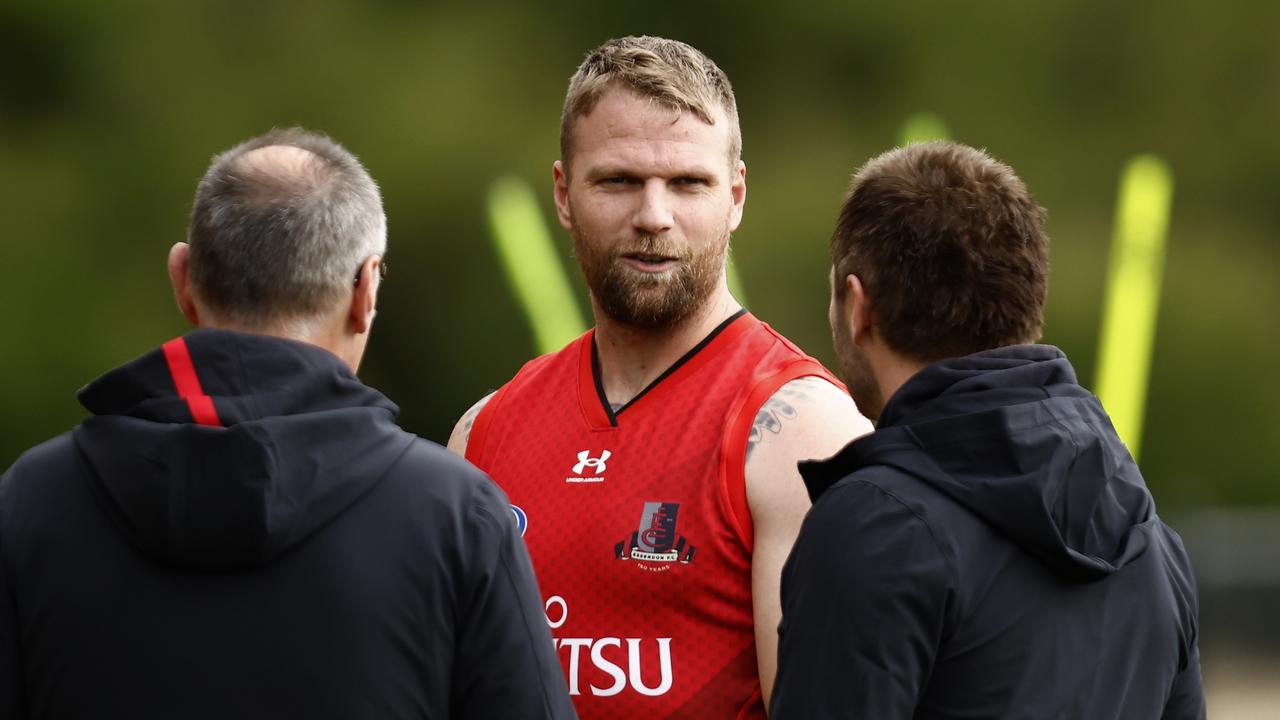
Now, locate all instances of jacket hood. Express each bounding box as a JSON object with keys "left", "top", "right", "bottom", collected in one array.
[
  {"left": 72, "top": 329, "right": 413, "bottom": 569},
  {"left": 802, "top": 345, "right": 1157, "bottom": 581}
]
